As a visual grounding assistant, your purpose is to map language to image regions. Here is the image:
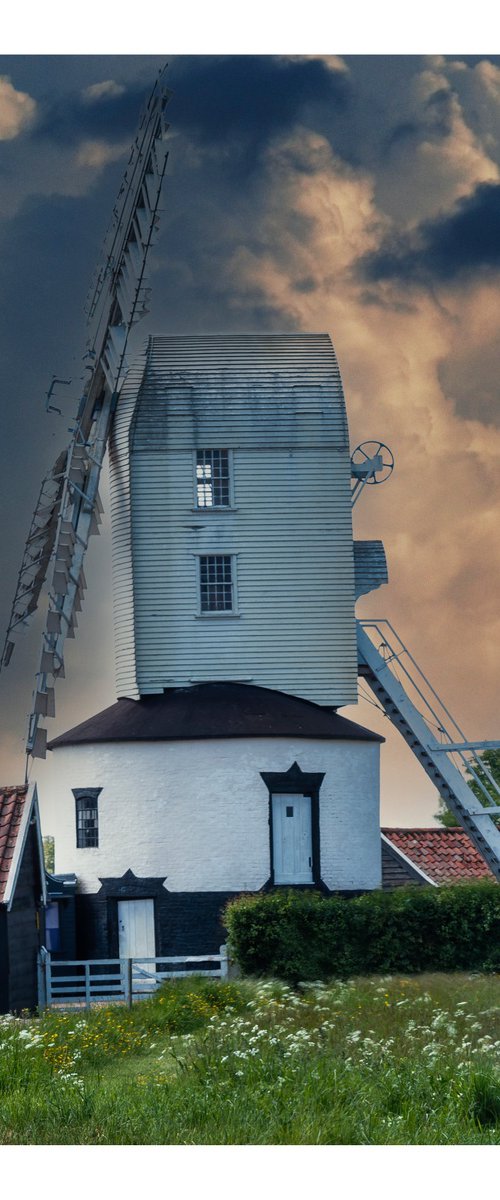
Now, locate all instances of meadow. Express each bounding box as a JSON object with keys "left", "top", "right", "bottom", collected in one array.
[{"left": 0, "top": 973, "right": 499, "bottom": 1144}]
